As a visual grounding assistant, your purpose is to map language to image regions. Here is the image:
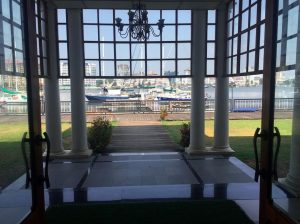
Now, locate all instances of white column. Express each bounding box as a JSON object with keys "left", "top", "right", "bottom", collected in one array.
[
  {"left": 67, "top": 9, "right": 91, "bottom": 155},
  {"left": 212, "top": 4, "right": 233, "bottom": 154},
  {"left": 44, "top": 5, "right": 64, "bottom": 155},
  {"left": 279, "top": 70, "right": 300, "bottom": 197},
  {"left": 186, "top": 10, "right": 206, "bottom": 153}
]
